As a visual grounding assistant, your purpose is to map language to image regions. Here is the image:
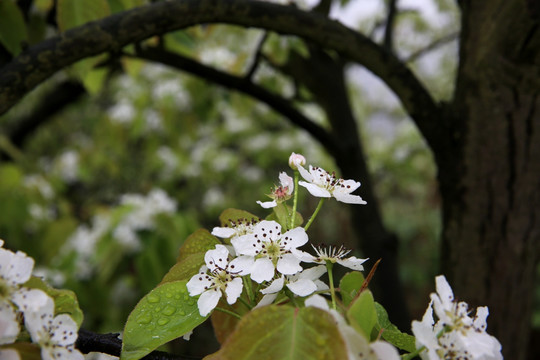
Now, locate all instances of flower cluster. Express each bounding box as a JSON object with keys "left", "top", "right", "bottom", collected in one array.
[
  {"left": 187, "top": 153, "right": 369, "bottom": 317},
  {"left": 412, "top": 275, "right": 503, "bottom": 360},
  {"left": 0, "top": 240, "right": 83, "bottom": 360}
]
